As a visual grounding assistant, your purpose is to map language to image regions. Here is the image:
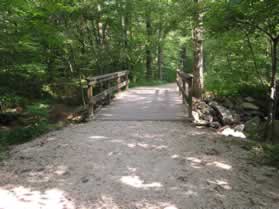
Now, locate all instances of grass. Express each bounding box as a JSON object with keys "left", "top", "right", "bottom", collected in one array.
[{"left": 0, "top": 101, "right": 57, "bottom": 160}]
